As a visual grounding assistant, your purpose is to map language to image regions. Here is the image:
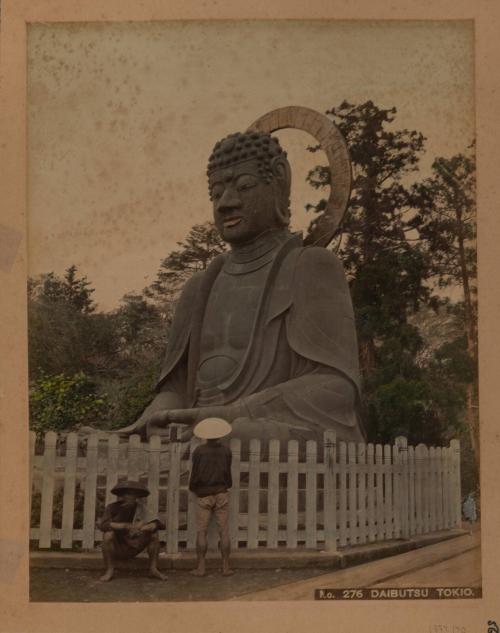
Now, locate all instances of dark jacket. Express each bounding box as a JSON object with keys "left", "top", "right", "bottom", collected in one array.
[{"left": 189, "top": 442, "right": 232, "bottom": 498}]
